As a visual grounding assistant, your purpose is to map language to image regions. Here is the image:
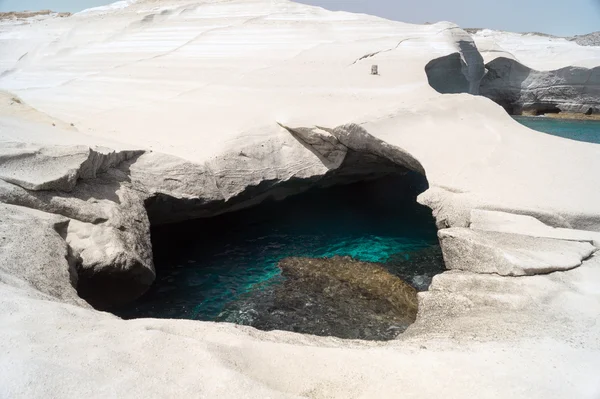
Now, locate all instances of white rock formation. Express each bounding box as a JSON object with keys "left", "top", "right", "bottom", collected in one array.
[
  {"left": 470, "top": 209, "right": 600, "bottom": 246},
  {"left": 439, "top": 228, "right": 596, "bottom": 276},
  {"left": 470, "top": 29, "right": 600, "bottom": 114},
  {"left": 0, "top": 0, "right": 599, "bottom": 397},
  {"left": 479, "top": 56, "right": 600, "bottom": 115},
  {"left": 572, "top": 31, "right": 600, "bottom": 47},
  {"left": 471, "top": 29, "right": 600, "bottom": 70}
]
